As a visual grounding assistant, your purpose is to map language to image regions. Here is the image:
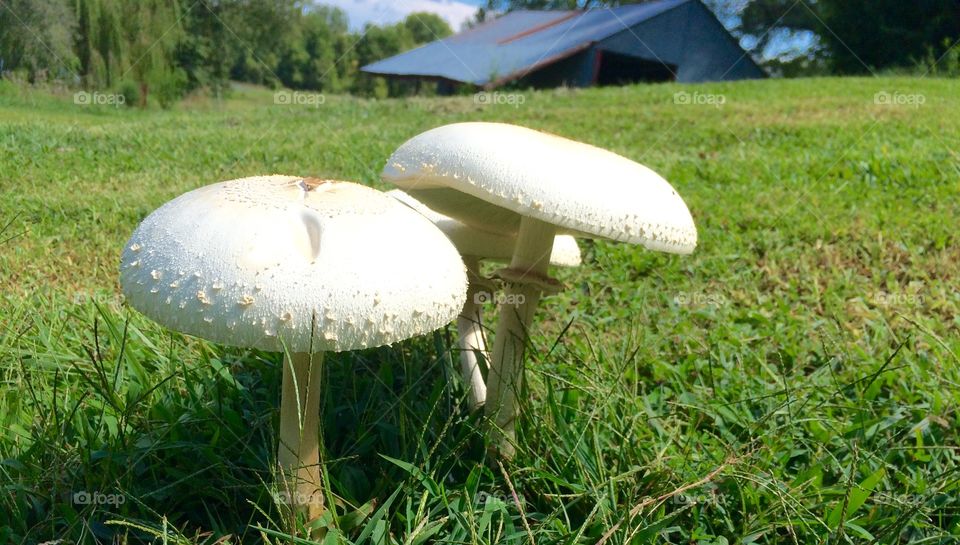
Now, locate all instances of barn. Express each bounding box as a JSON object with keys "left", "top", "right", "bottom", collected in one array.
[{"left": 361, "top": 0, "right": 765, "bottom": 91}]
